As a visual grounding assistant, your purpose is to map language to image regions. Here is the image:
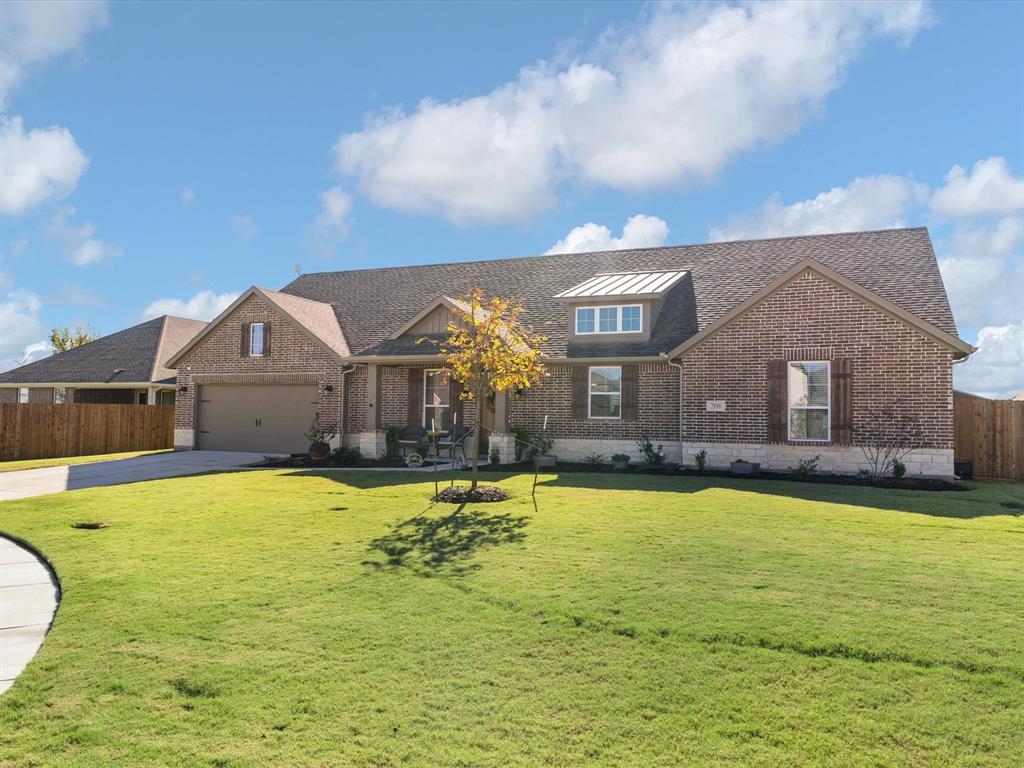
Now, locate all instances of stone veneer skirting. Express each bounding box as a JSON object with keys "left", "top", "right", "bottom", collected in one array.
[{"left": 549, "top": 439, "right": 954, "bottom": 478}]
